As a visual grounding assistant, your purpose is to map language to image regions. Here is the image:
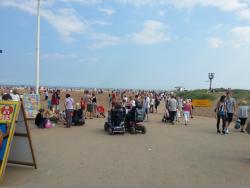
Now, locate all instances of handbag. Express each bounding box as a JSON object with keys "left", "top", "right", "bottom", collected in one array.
[{"left": 234, "top": 119, "right": 241, "bottom": 129}]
